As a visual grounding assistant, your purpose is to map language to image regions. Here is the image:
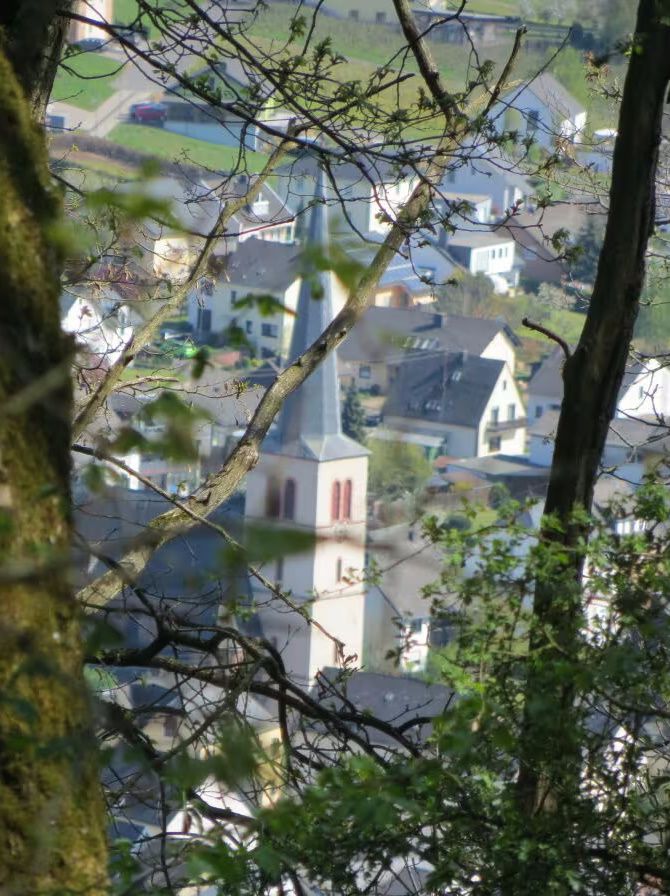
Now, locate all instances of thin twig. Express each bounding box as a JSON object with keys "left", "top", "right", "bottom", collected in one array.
[{"left": 522, "top": 316, "right": 571, "bottom": 360}]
